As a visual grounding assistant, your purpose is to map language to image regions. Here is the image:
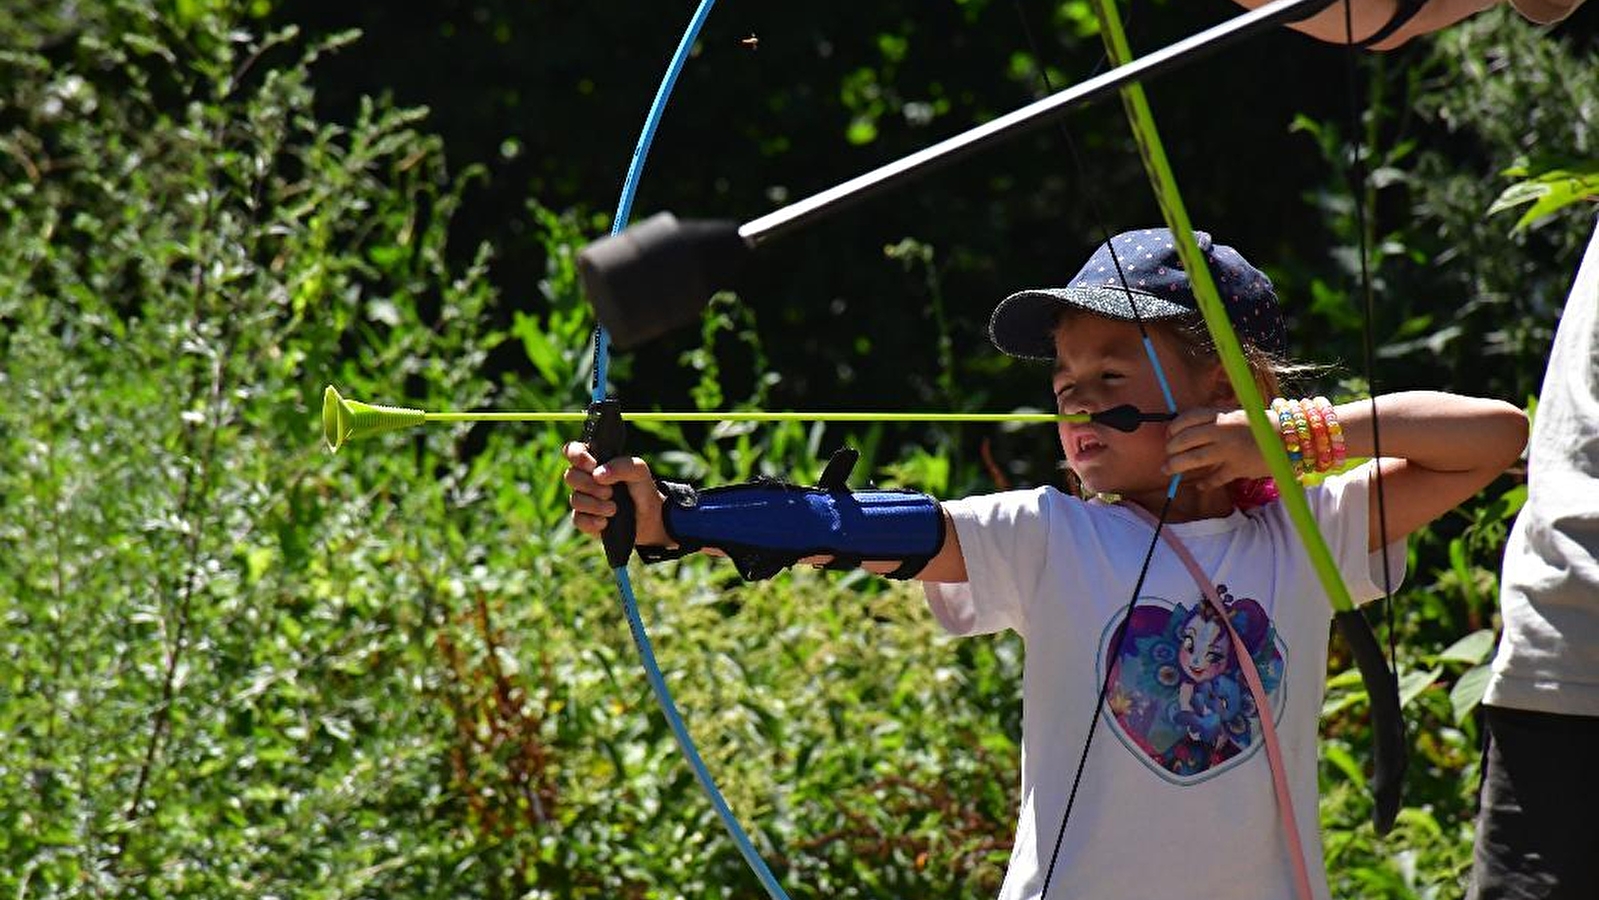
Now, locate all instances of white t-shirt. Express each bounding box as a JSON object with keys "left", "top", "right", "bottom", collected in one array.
[
  {"left": 1486, "top": 218, "right": 1599, "bottom": 715},
  {"left": 924, "top": 464, "right": 1405, "bottom": 900}
]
